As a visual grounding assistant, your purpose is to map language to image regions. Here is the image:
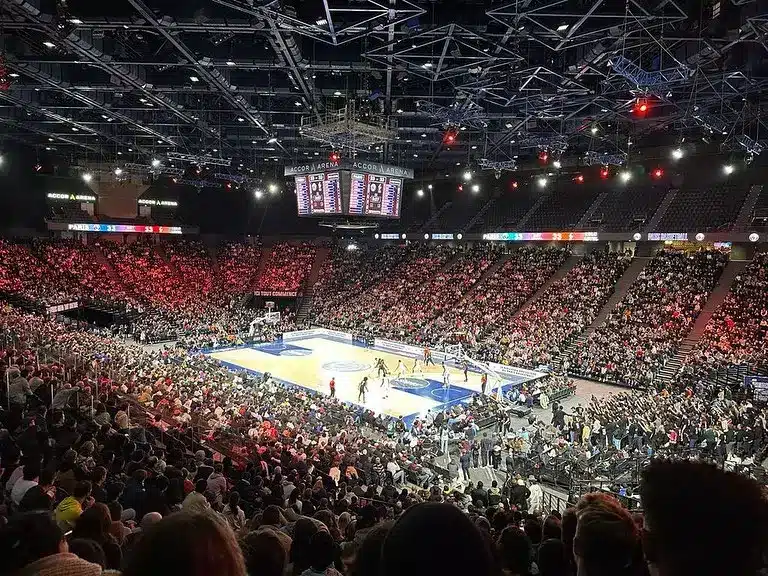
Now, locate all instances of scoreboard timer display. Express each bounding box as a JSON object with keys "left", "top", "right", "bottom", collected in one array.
[
  {"left": 349, "top": 172, "right": 402, "bottom": 218},
  {"left": 295, "top": 172, "right": 343, "bottom": 216}
]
